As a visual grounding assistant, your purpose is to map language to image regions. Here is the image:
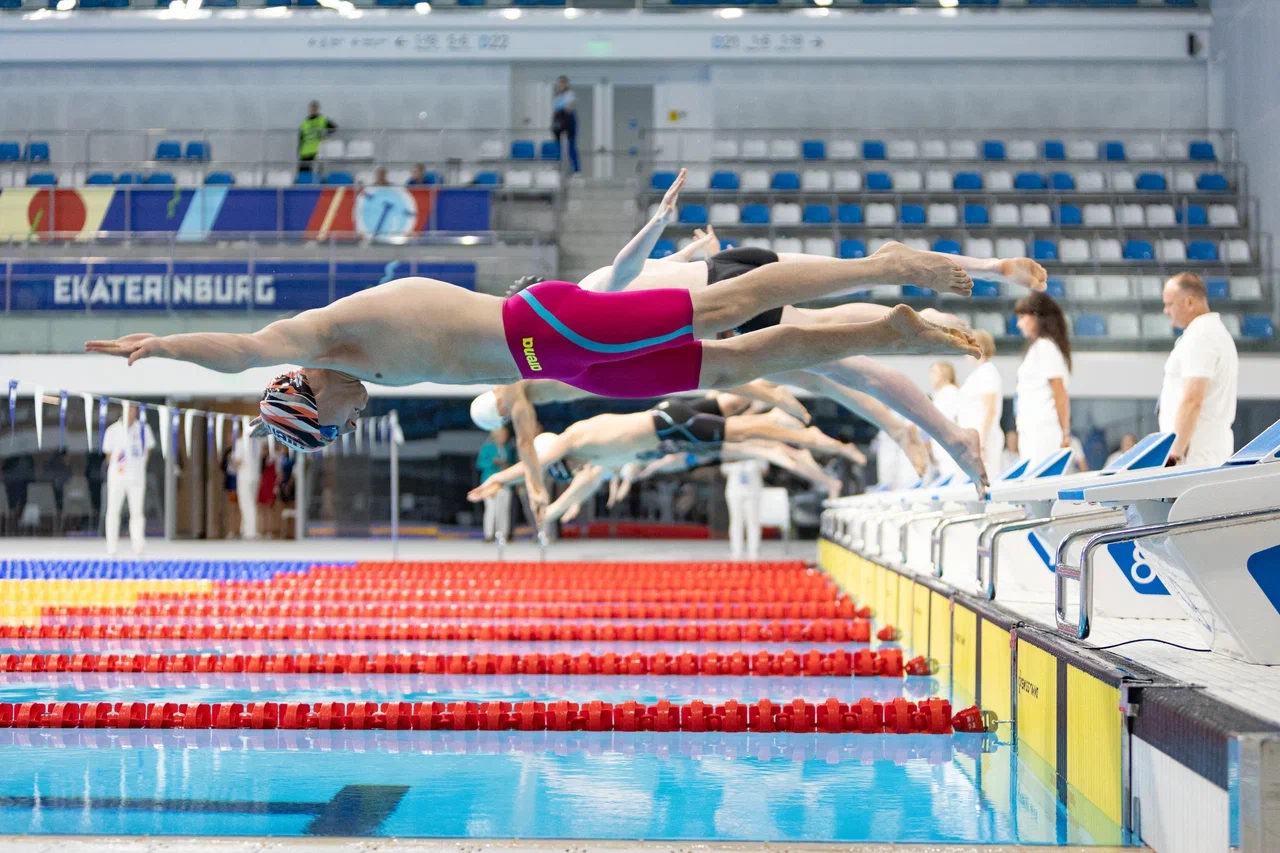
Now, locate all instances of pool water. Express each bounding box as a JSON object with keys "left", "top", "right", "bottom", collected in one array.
[{"left": 0, "top": 560, "right": 1135, "bottom": 846}]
